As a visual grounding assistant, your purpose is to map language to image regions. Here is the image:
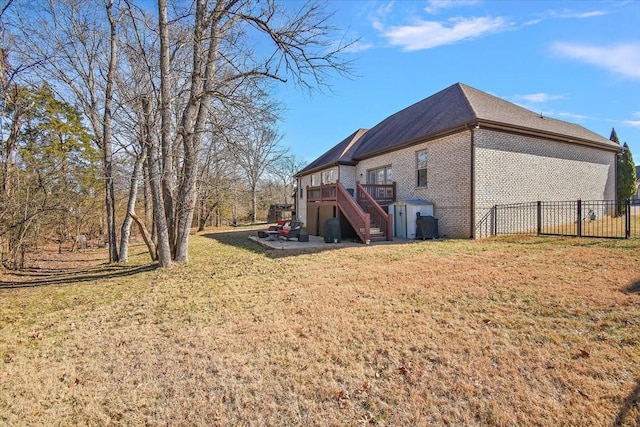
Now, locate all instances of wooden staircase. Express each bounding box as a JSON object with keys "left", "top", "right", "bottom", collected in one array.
[
  {"left": 356, "top": 182, "right": 393, "bottom": 242},
  {"left": 360, "top": 225, "right": 387, "bottom": 242},
  {"left": 334, "top": 181, "right": 393, "bottom": 244}
]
